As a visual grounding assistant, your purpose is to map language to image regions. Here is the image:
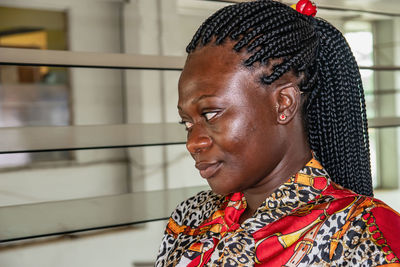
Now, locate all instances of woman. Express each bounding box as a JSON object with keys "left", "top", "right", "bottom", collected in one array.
[{"left": 156, "top": 0, "right": 400, "bottom": 266}]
